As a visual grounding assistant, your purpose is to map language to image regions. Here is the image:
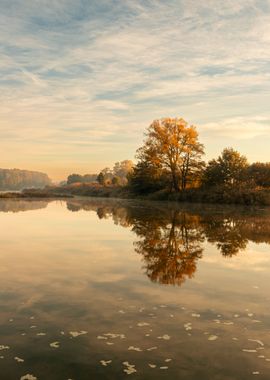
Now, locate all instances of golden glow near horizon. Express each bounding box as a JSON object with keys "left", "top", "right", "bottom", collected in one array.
[{"left": 1, "top": 1, "right": 270, "bottom": 181}]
